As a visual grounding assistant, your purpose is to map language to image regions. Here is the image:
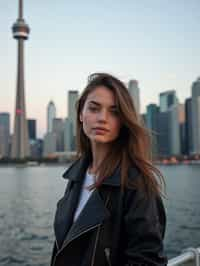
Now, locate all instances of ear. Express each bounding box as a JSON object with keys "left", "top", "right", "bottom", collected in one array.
[{"left": 79, "top": 113, "right": 83, "bottom": 122}]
